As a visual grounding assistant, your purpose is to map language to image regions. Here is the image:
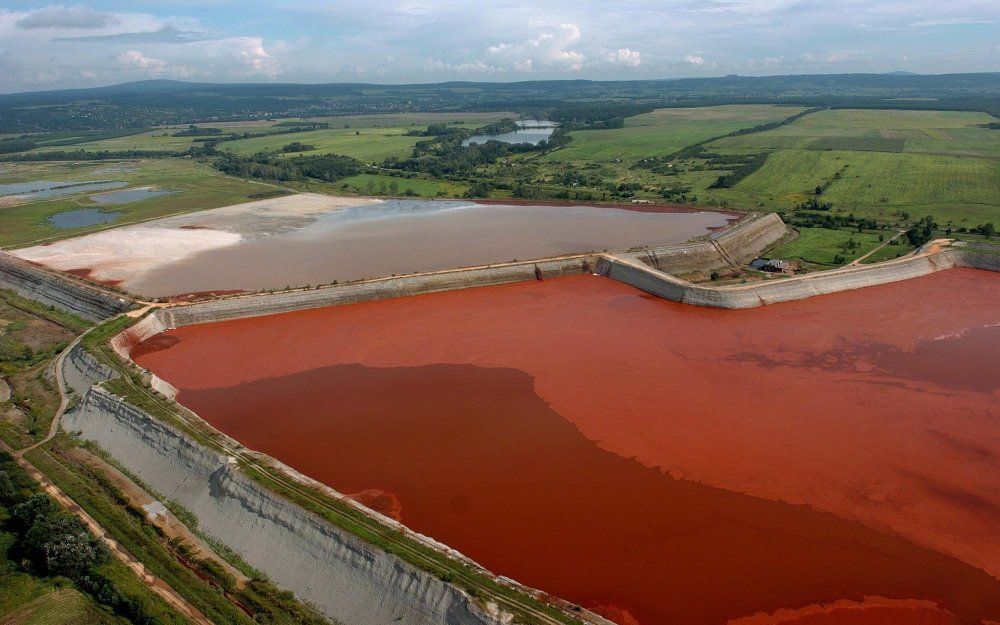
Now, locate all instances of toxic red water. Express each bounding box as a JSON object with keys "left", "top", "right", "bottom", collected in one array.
[{"left": 133, "top": 268, "right": 1000, "bottom": 625}]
